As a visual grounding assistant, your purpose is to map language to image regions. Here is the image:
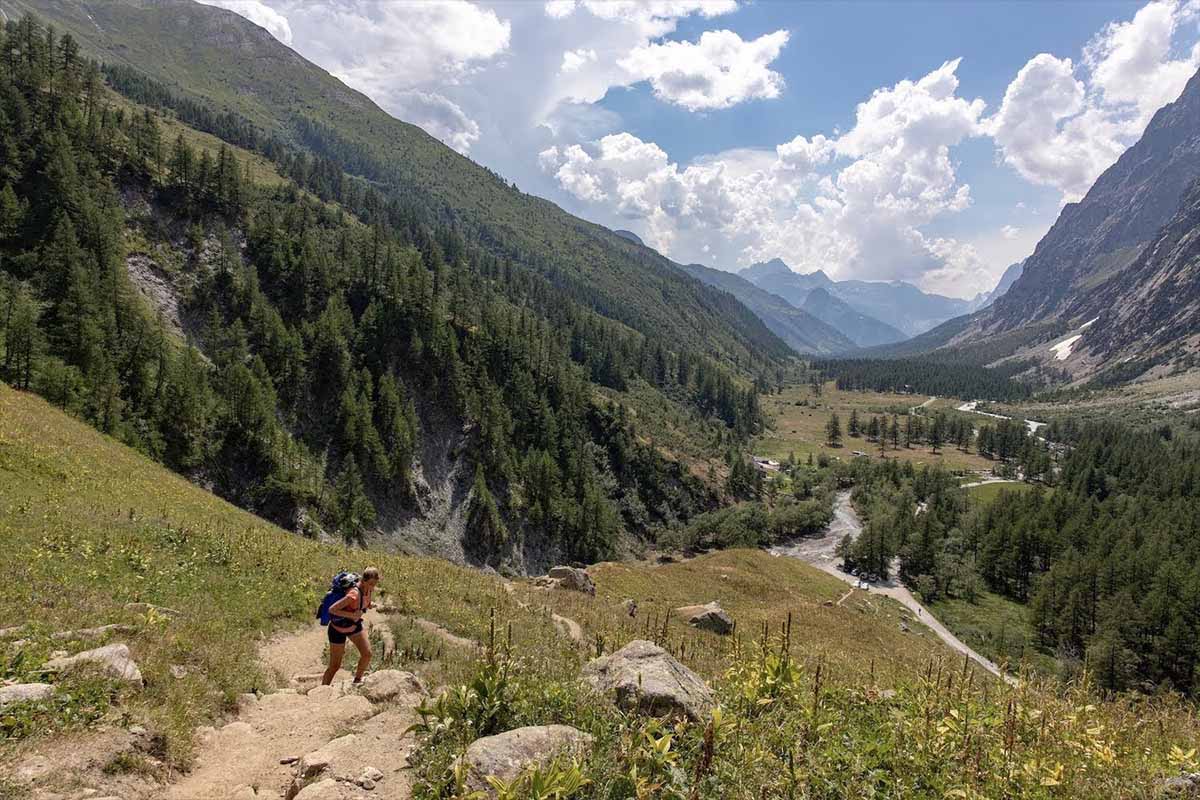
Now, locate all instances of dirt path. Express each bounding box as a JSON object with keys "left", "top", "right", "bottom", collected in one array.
[
  {"left": 771, "top": 491, "right": 1014, "bottom": 685},
  {"left": 158, "top": 610, "right": 424, "bottom": 800}
]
